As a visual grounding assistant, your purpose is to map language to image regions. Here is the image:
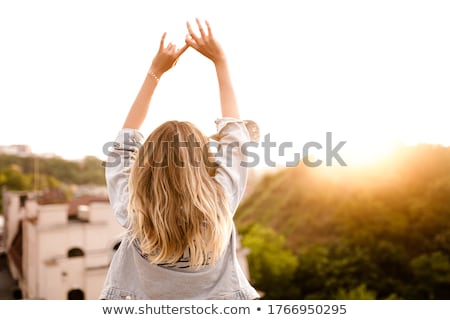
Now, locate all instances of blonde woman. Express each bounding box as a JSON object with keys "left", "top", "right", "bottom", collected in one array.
[{"left": 101, "top": 19, "right": 259, "bottom": 300}]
